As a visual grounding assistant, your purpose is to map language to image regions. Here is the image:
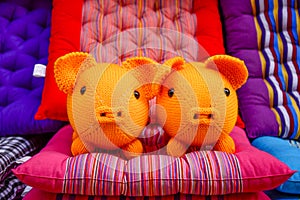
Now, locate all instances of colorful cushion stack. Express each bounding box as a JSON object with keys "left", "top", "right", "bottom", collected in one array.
[
  {"left": 14, "top": 125, "right": 293, "bottom": 199},
  {"left": 0, "top": 0, "right": 65, "bottom": 199},
  {"left": 220, "top": 0, "right": 299, "bottom": 139},
  {"left": 220, "top": 0, "right": 300, "bottom": 195},
  {"left": 15, "top": 0, "right": 296, "bottom": 199}
]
